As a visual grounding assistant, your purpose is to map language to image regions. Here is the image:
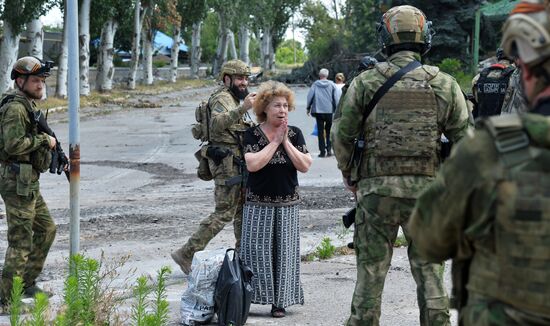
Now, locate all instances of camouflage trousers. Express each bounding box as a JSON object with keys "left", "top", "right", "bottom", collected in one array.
[
  {"left": 180, "top": 182, "right": 243, "bottom": 258},
  {"left": 0, "top": 190, "right": 56, "bottom": 302},
  {"left": 347, "top": 194, "right": 450, "bottom": 326},
  {"left": 460, "top": 292, "right": 550, "bottom": 326}
]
